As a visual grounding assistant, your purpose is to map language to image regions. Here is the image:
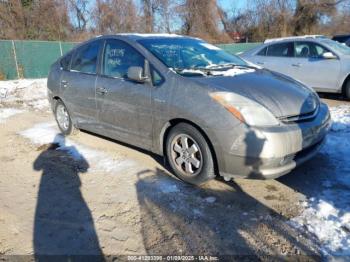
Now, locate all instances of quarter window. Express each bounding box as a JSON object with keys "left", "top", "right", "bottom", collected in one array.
[
  {"left": 266, "top": 42, "right": 294, "bottom": 57},
  {"left": 151, "top": 66, "right": 164, "bottom": 86},
  {"left": 257, "top": 47, "right": 267, "bottom": 56},
  {"left": 60, "top": 52, "right": 72, "bottom": 71},
  {"left": 71, "top": 41, "right": 101, "bottom": 74},
  {"left": 103, "top": 40, "right": 145, "bottom": 78}
]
